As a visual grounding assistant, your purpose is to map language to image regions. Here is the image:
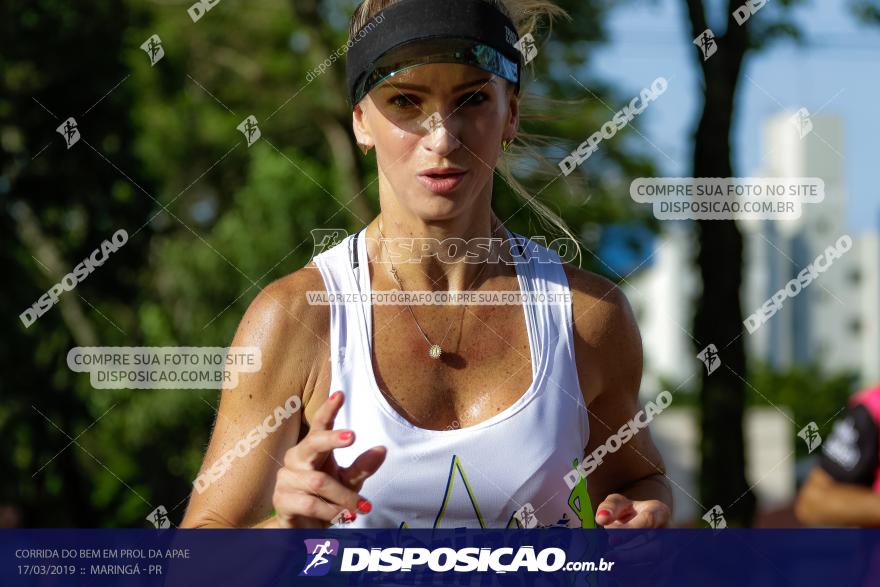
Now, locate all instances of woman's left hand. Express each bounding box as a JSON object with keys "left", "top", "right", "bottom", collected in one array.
[{"left": 594, "top": 493, "right": 671, "bottom": 528}]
